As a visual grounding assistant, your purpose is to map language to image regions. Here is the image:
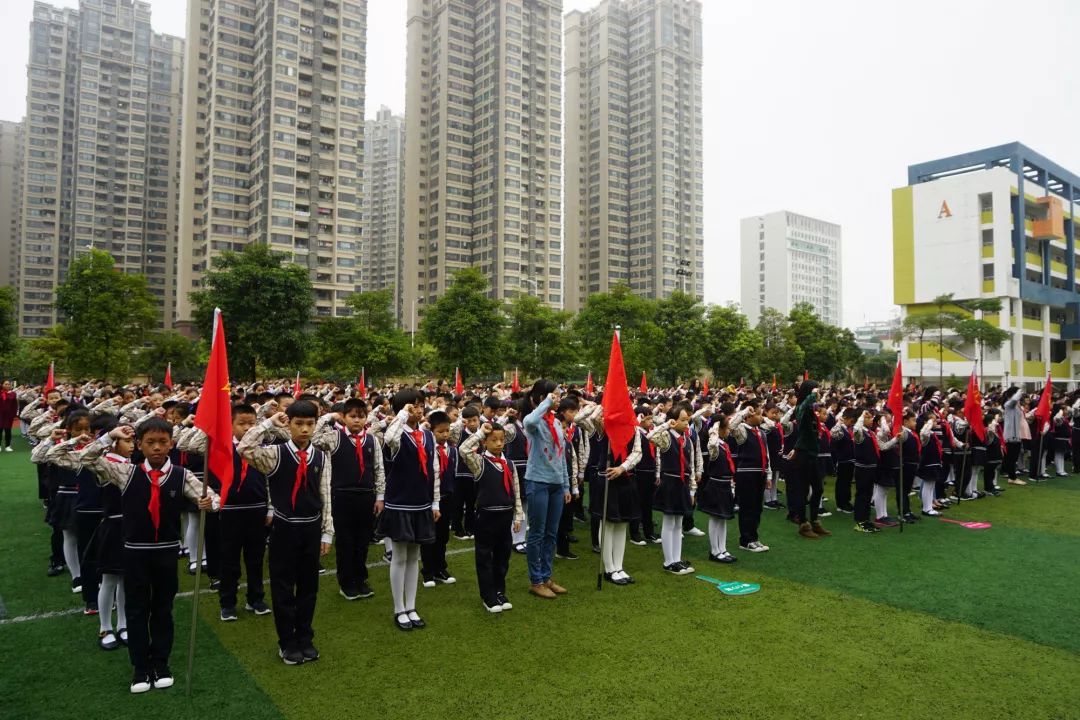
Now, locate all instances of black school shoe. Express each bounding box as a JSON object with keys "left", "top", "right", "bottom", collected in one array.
[
  {"left": 46, "top": 562, "right": 65, "bottom": 577},
  {"left": 556, "top": 549, "right": 579, "bottom": 560},
  {"left": 300, "top": 645, "right": 319, "bottom": 662},
  {"left": 246, "top": 599, "right": 272, "bottom": 615},
  {"left": 130, "top": 671, "right": 153, "bottom": 694},
  {"left": 709, "top": 552, "right": 737, "bottom": 564},
  {"left": 279, "top": 646, "right": 305, "bottom": 665},
  {"left": 603, "top": 572, "right": 630, "bottom": 586},
  {"left": 394, "top": 613, "right": 413, "bottom": 631},
  {"left": 152, "top": 666, "right": 174, "bottom": 689}
]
